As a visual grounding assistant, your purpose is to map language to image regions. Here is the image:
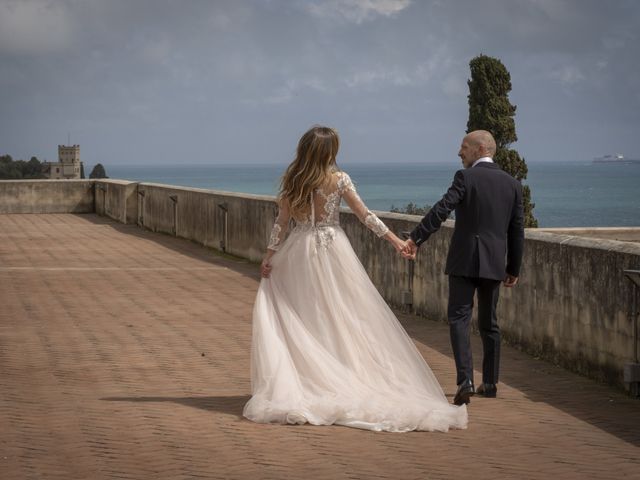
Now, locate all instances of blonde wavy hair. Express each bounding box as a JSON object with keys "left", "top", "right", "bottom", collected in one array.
[{"left": 279, "top": 126, "right": 340, "bottom": 219}]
